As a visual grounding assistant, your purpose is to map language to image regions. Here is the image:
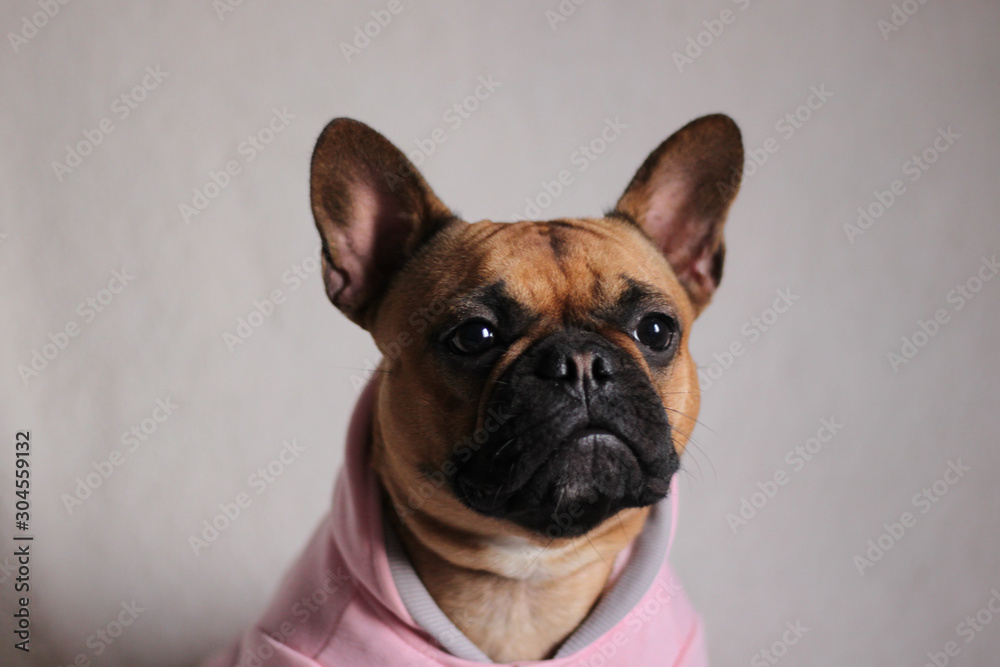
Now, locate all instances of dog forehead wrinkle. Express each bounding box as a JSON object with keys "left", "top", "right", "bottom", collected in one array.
[
  {"left": 536, "top": 219, "right": 603, "bottom": 261},
  {"left": 546, "top": 225, "right": 569, "bottom": 262},
  {"left": 616, "top": 277, "right": 675, "bottom": 313},
  {"left": 452, "top": 279, "right": 535, "bottom": 329},
  {"left": 503, "top": 224, "right": 608, "bottom": 315},
  {"left": 461, "top": 220, "right": 679, "bottom": 331}
]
